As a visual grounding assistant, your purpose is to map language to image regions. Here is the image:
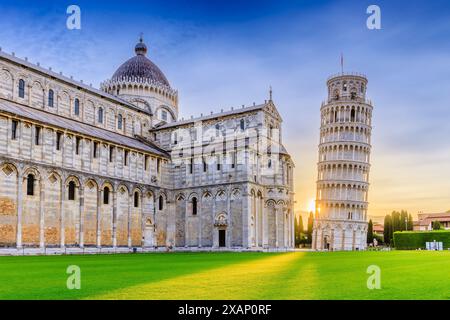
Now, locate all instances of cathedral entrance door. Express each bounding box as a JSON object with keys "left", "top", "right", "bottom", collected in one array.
[
  {"left": 219, "top": 230, "right": 226, "bottom": 247},
  {"left": 144, "top": 225, "right": 154, "bottom": 247}
]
